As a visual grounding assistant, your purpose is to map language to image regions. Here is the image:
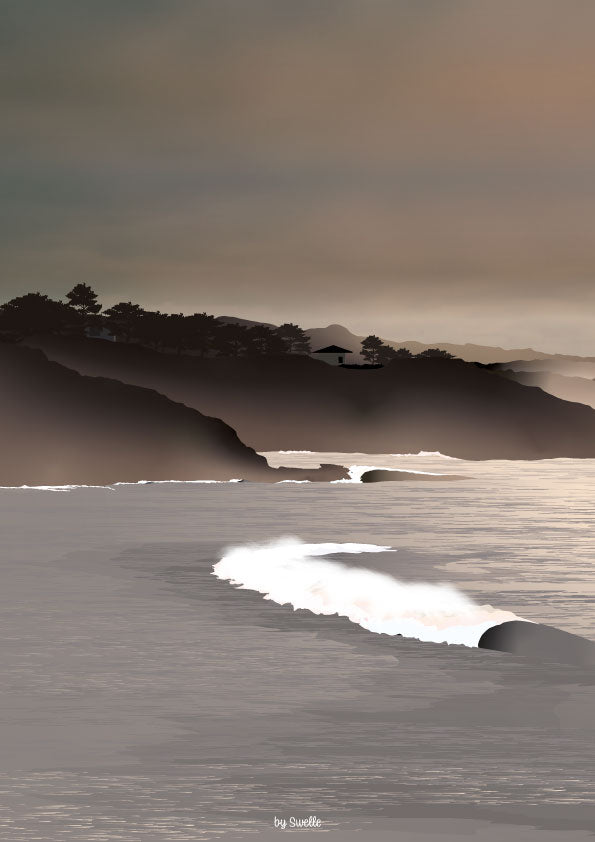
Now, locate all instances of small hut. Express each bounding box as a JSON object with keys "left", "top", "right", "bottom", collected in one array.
[
  {"left": 84, "top": 325, "right": 117, "bottom": 342},
  {"left": 312, "top": 345, "right": 352, "bottom": 366}
]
